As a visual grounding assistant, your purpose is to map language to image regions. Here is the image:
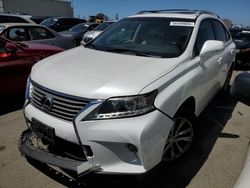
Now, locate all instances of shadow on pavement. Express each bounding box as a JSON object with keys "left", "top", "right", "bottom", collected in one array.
[
  {"left": 26, "top": 90, "right": 239, "bottom": 188},
  {"left": 0, "top": 92, "right": 25, "bottom": 116}
]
